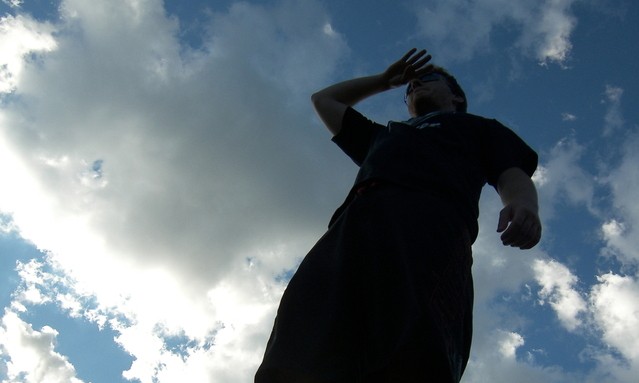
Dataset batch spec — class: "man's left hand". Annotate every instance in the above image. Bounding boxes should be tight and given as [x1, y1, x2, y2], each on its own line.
[496, 203, 542, 250]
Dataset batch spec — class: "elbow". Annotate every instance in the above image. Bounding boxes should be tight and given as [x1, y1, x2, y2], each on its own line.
[310, 91, 323, 108]
[310, 91, 330, 115]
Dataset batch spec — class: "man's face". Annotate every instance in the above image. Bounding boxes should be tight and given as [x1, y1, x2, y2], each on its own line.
[405, 73, 462, 116]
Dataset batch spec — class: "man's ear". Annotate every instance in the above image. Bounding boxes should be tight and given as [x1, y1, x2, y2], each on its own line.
[452, 95, 465, 108]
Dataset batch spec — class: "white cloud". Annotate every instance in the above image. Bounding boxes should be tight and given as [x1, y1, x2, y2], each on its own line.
[602, 85, 624, 136]
[600, 128, 639, 265]
[206, 0, 347, 98]
[589, 272, 639, 381]
[532, 164, 549, 187]
[0, 14, 57, 93]
[604, 85, 623, 102]
[462, 327, 576, 383]
[535, 137, 596, 220]
[412, 0, 578, 64]
[562, 112, 577, 121]
[499, 331, 525, 359]
[602, 219, 624, 238]
[0, 0, 348, 381]
[533, 258, 587, 331]
[0, 310, 84, 383]
[590, 273, 639, 360]
[1, 1, 23, 8]
[12, 259, 55, 307]
[523, 0, 576, 65]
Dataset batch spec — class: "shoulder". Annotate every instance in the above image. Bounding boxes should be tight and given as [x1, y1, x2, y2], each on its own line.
[334, 107, 385, 143]
[342, 107, 386, 129]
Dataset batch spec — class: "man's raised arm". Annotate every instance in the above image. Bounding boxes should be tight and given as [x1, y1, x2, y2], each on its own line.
[311, 48, 432, 135]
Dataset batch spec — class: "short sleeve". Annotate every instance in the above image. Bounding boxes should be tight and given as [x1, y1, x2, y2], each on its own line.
[331, 107, 385, 166]
[483, 119, 538, 187]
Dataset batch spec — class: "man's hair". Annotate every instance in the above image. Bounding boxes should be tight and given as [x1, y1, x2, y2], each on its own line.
[427, 65, 468, 112]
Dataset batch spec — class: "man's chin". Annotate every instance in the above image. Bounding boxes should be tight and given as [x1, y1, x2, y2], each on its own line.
[411, 99, 440, 116]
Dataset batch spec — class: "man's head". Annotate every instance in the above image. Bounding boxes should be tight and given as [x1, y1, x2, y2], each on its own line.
[405, 66, 467, 117]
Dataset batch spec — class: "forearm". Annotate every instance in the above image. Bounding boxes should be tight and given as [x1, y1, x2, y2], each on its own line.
[311, 73, 389, 107]
[311, 74, 389, 135]
[497, 167, 539, 211]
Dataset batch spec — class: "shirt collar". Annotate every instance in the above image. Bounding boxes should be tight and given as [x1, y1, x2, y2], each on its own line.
[400, 111, 454, 127]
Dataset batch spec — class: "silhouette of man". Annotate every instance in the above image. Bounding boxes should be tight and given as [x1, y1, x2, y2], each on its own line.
[255, 48, 541, 383]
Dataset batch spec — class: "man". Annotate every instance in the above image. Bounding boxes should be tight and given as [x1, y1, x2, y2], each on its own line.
[255, 48, 541, 383]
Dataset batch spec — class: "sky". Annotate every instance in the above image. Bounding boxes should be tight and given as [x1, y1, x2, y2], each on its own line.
[0, 0, 637, 382]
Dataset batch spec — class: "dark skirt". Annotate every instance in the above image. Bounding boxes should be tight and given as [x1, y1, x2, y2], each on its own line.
[255, 184, 474, 383]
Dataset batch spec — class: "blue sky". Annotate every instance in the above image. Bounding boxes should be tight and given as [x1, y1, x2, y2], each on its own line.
[0, 0, 638, 382]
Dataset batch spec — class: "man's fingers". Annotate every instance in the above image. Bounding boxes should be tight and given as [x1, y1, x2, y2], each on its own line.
[501, 217, 542, 249]
[412, 55, 432, 70]
[405, 49, 428, 65]
[497, 204, 541, 249]
[522, 224, 542, 249]
[514, 226, 541, 249]
[400, 48, 418, 62]
[519, 229, 540, 249]
[500, 214, 527, 244]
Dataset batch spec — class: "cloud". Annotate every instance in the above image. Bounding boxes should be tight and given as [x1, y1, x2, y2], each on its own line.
[1, 1, 23, 8]
[535, 138, 596, 220]
[0, 14, 57, 93]
[520, 0, 576, 65]
[0, 310, 83, 383]
[588, 272, 639, 382]
[462, 327, 578, 383]
[0, 0, 348, 381]
[2, 0, 347, 293]
[600, 127, 639, 265]
[533, 258, 587, 331]
[498, 330, 525, 359]
[411, 0, 578, 64]
[590, 273, 639, 360]
[602, 85, 624, 136]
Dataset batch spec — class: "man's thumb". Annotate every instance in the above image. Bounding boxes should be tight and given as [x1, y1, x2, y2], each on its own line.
[497, 205, 512, 233]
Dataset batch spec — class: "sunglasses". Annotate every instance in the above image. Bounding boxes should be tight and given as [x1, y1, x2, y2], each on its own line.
[405, 72, 446, 97]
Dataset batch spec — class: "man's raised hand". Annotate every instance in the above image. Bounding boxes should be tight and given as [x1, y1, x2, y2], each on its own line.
[383, 48, 433, 89]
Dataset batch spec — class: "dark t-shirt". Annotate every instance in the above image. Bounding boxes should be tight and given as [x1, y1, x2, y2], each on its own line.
[331, 107, 538, 240]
